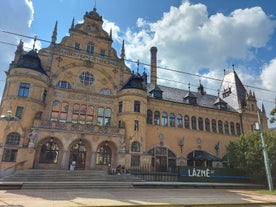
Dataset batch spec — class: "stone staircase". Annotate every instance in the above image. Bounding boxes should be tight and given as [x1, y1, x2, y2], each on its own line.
[0, 169, 143, 189]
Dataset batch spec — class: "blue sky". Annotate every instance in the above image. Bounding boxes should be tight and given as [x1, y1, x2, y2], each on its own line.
[0, 0, 276, 127]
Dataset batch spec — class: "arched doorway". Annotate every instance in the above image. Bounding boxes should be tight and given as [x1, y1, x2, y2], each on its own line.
[96, 142, 112, 167]
[69, 139, 87, 170]
[148, 146, 176, 172]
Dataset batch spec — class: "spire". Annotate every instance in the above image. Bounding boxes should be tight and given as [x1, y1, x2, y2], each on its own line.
[51, 21, 58, 43]
[262, 103, 266, 113]
[32, 34, 38, 50]
[120, 40, 125, 60]
[71, 18, 75, 30]
[110, 29, 112, 40]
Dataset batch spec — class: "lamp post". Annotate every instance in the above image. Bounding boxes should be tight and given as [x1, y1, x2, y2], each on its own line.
[257, 110, 273, 191]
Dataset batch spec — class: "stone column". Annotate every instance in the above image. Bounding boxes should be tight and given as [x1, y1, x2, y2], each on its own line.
[61, 150, 68, 169]
[90, 151, 96, 169]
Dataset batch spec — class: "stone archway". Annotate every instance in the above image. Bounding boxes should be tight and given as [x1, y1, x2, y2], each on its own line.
[69, 139, 87, 170]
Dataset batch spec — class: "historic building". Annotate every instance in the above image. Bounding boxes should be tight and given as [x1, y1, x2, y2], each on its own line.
[0, 7, 267, 172]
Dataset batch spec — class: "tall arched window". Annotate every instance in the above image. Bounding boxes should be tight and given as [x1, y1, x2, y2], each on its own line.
[39, 139, 59, 164]
[51, 100, 68, 122]
[169, 113, 175, 127]
[5, 132, 20, 145]
[236, 123, 241, 136]
[161, 112, 168, 126]
[191, 116, 197, 130]
[212, 119, 217, 133]
[218, 120, 223, 134]
[97, 107, 112, 126]
[198, 117, 203, 131]
[224, 121, 229, 134]
[154, 111, 160, 125]
[147, 110, 153, 124]
[184, 115, 190, 129]
[205, 118, 210, 132]
[177, 114, 183, 128]
[230, 122, 235, 135]
[96, 145, 111, 165]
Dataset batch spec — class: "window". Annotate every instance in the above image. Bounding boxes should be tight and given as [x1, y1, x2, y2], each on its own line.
[96, 145, 111, 165]
[148, 147, 176, 172]
[176, 114, 183, 128]
[161, 112, 168, 126]
[51, 100, 69, 122]
[134, 101, 140, 112]
[184, 115, 190, 129]
[198, 117, 203, 131]
[86, 43, 94, 54]
[212, 119, 217, 133]
[97, 107, 111, 126]
[169, 113, 175, 127]
[100, 49, 105, 56]
[42, 89, 47, 103]
[218, 120, 223, 134]
[224, 121, 229, 134]
[147, 110, 152, 124]
[39, 139, 59, 164]
[72, 104, 94, 124]
[118, 120, 125, 128]
[205, 118, 210, 132]
[191, 116, 197, 130]
[100, 88, 112, 96]
[154, 111, 160, 125]
[131, 141, 140, 152]
[2, 149, 18, 162]
[75, 43, 80, 50]
[6, 133, 20, 145]
[230, 122, 235, 135]
[18, 82, 30, 97]
[56, 81, 72, 89]
[118, 101, 123, 113]
[236, 123, 241, 136]
[134, 120, 139, 131]
[79, 71, 95, 86]
[15, 106, 24, 119]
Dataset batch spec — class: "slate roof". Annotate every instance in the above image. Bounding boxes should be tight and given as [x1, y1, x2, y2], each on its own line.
[147, 84, 237, 112]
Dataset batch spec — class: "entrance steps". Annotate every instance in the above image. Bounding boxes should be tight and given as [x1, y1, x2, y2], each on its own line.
[0, 169, 142, 189]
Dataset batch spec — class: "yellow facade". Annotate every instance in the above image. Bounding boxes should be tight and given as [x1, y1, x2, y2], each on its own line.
[0, 8, 267, 173]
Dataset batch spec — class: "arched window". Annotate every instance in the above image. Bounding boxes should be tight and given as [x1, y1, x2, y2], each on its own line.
[56, 80, 72, 89]
[51, 100, 68, 122]
[236, 123, 241, 136]
[147, 110, 153, 124]
[154, 111, 160, 125]
[39, 139, 59, 164]
[131, 141, 140, 152]
[176, 114, 183, 128]
[187, 150, 218, 167]
[96, 145, 111, 165]
[218, 120, 223, 134]
[161, 112, 168, 126]
[97, 107, 112, 126]
[230, 122, 235, 135]
[212, 119, 217, 133]
[198, 117, 203, 131]
[6, 132, 20, 145]
[205, 118, 210, 132]
[169, 113, 175, 127]
[191, 116, 197, 130]
[224, 121, 229, 134]
[184, 115, 190, 129]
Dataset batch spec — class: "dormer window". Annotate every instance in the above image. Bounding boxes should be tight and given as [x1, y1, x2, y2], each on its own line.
[223, 87, 231, 98]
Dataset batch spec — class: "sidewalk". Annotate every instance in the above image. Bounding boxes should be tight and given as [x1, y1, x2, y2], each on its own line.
[0, 188, 275, 207]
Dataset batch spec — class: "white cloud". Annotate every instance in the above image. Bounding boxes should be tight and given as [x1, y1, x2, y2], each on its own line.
[103, 19, 121, 42]
[261, 58, 276, 90]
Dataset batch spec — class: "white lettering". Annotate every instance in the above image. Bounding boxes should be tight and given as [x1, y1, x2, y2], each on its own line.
[187, 168, 212, 177]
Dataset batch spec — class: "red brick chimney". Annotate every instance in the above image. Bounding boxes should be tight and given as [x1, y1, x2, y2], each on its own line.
[150, 46, 157, 85]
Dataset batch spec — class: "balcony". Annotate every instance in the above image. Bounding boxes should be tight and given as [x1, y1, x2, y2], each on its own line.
[33, 120, 125, 136]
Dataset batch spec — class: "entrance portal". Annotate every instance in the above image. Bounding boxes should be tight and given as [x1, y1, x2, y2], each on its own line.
[69, 140, 87, 170]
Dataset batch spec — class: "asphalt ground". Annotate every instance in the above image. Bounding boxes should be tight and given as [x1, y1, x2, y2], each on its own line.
[0, 188, 275, 207]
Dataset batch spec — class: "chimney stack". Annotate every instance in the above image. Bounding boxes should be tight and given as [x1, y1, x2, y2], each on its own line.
[150, 46, 157, 85]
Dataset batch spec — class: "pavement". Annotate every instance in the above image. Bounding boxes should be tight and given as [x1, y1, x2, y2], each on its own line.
[0, 187, 276, 207]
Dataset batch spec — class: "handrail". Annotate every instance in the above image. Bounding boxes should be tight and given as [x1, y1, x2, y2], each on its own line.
[3, 160, 27, 171]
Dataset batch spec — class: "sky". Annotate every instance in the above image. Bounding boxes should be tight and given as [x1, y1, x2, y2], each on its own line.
[0, 0, 276, 127]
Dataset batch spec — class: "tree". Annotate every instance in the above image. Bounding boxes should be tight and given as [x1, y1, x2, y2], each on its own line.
[226, 131, 276, 184]
[270, 105, 276, 124]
